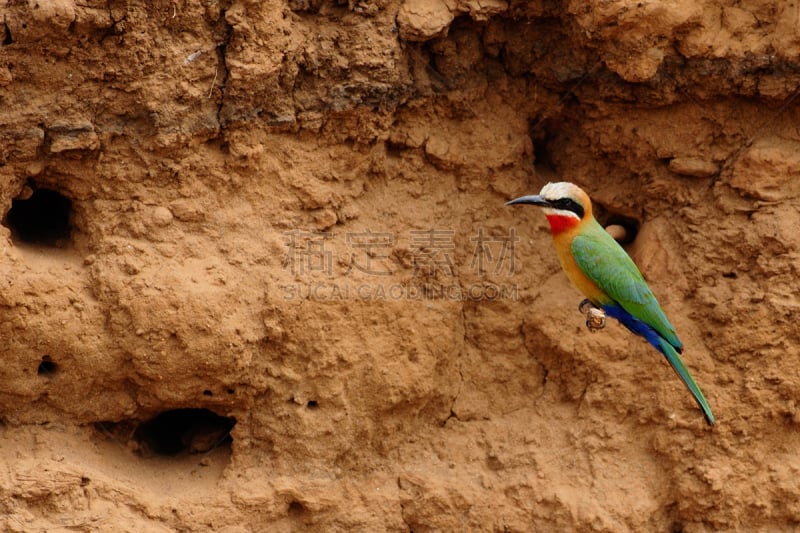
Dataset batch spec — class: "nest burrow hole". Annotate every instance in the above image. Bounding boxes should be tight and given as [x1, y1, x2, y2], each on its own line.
[3, 185, 73, 246]
[37, 355, 58, 376]
[133, 408, 236, 456]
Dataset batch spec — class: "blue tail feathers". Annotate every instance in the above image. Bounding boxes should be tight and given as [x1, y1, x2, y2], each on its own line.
[603, 304, 675, 353]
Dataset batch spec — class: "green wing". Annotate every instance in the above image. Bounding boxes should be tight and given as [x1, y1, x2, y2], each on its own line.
[571, 221, 683, 351]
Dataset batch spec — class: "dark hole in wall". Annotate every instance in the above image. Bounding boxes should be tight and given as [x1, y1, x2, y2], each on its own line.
[37, 355, 58, 376]
[288, 500, 306, 516]
[133, 408, 236, 456]
[4, 187, 72, 245]
[530, 117, 559, 174]
[532, 132, 555, 172]
[2, 23, 12, 46]
[603, 214, 639, 244]
[593, 203, 640, 245]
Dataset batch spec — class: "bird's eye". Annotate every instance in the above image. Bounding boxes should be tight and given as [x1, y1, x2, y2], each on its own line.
[553, 198, 584, 218]
[555, 199, 572, 209]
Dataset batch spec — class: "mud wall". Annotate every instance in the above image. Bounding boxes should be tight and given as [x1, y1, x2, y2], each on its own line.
[2, 0, 800, 530]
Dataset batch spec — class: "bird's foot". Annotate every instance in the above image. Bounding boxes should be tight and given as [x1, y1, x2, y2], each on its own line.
[578, 299, 606, 333]
[585, 308, 606, 332]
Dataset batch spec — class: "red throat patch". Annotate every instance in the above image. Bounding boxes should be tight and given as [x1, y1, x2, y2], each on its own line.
[545, 213, 579, 234]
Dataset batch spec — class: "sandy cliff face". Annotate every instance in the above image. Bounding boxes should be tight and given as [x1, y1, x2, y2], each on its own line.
[2, 0, 800, 530]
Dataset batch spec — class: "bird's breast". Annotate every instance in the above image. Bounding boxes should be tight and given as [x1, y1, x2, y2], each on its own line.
[550, 230, 609, 304]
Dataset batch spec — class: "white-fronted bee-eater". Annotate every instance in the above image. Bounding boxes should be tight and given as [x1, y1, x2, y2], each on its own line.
[507, 182, 715, 425]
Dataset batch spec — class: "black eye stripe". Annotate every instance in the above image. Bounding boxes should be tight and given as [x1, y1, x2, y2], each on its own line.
[551, 198, 585, 218]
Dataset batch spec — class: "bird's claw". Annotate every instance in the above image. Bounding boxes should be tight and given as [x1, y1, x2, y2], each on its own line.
[578, 299, 606, 333]
[585, 308, 606, 332]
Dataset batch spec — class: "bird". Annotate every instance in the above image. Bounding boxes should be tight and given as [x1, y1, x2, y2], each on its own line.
[506, 182, 715, 425]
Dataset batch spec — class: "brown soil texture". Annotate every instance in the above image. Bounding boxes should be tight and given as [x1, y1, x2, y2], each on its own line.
[2, 1, 800, 531]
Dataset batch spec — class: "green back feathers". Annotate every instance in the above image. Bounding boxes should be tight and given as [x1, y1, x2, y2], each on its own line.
[570, 219, 683, 352]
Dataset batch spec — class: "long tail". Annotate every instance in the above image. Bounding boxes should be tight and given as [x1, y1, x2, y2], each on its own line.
[603, 304, 715, 425]
[657, 338, 715, 426]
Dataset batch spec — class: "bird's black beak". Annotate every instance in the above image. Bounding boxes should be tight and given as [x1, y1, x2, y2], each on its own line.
[505, 195, 551, 208]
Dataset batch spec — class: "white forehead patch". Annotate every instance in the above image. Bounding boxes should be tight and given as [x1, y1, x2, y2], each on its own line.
[539, 181, 581, 202]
